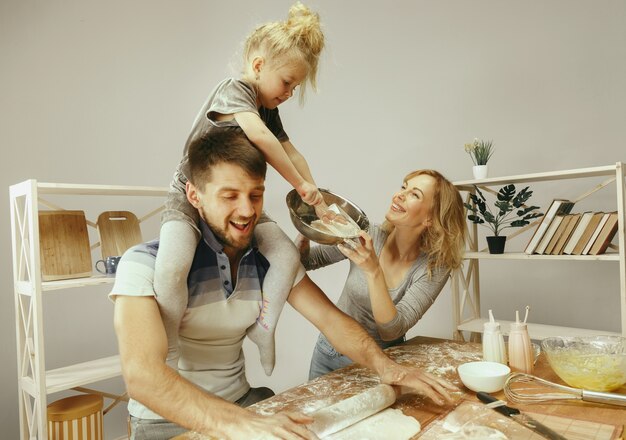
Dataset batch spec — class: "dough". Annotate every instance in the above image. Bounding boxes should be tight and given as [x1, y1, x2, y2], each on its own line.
[309, 384, 396, 437]
[324, 408, 421, 440]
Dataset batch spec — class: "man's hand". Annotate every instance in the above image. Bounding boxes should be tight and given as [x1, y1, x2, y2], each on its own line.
[223, 411, 319, 440]
[379, 361, 458, 406]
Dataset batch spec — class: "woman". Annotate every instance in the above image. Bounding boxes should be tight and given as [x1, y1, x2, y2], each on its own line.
[297, 169, 467, 379]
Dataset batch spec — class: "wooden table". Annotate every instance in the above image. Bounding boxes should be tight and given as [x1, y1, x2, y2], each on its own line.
[178, 336, 626, 439]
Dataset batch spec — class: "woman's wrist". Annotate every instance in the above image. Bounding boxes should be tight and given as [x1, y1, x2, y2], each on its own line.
[364, 264, 383, 280]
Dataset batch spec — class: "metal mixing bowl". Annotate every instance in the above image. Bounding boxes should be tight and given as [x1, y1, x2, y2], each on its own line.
[286, 188, 370, 245]
[541, 335, 626, 391]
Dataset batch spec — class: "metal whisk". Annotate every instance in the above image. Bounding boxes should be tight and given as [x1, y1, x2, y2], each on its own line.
[504, 372, 626, 407]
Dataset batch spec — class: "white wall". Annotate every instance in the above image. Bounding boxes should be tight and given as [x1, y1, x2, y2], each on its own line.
[1, 0, 625, 438]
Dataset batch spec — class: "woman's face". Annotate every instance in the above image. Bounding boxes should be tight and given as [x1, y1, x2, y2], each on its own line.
[385, 174, 437, 229]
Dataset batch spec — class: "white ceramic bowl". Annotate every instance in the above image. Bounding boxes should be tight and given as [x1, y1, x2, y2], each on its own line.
[457, 361, 511, 393]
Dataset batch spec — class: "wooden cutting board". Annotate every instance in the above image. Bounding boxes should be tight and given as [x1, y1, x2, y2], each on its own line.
[96, 211, 142, 258]
[39, 210, 92, 281]
[418, 401, 622, 439]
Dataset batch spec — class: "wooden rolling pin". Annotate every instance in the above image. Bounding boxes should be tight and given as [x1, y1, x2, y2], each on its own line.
[172, 384, 398, 440]
[309, 384, 398, 438]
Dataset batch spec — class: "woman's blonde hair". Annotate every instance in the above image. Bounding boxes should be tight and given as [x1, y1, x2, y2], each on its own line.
[243, 2, 324, 103]
[383, 169, 467, 276]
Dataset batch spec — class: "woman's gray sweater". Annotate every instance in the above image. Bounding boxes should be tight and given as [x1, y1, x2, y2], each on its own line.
[304, 223, 450, 346]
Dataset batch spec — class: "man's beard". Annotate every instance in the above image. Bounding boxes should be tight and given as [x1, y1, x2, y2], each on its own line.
[200, 207, 255, 250]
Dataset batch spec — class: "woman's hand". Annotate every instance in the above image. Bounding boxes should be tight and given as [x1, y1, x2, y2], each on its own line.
[337, 231, 380, 276]
[379, 361, 458, 406]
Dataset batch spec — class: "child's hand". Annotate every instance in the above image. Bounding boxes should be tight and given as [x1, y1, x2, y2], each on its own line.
[314, 202, 348, 224]
[298, 183, 324, 207]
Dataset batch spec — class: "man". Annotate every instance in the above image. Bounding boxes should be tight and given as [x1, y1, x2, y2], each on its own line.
[112, 127, 456, 439]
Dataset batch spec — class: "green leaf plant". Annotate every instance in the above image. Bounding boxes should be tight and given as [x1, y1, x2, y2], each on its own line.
[464, 184, 544, 237]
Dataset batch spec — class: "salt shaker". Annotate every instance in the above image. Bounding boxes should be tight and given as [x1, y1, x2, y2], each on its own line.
[482, 309, 507, 364]
[508, 306, 533, 374]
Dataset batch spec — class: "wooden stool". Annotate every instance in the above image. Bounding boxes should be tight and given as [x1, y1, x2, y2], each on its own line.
[47, 394, 103, 440]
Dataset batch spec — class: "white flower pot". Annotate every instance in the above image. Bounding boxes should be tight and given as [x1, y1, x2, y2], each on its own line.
[473, 165, 488, 180]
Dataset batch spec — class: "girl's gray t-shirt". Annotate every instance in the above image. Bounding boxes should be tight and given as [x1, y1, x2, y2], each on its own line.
[174, 78, 289, 185]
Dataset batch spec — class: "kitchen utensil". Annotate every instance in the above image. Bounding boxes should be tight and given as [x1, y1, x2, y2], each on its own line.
[96, 211, 142, 258]
[476, 392, 569, 440]
[541, 335, 626, 391]
[38, 210, 92, 281]
[504, 372, 626, 407]
[286, 189, 369, 245]
[457, 361, 510, 393]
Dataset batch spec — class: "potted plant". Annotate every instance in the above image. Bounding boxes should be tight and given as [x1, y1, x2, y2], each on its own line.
[464, 184, 543, 254]
[465, 138, 494, 179]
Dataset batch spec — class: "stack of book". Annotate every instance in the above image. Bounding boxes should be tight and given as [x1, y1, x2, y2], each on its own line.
[524, 199, 619, 255]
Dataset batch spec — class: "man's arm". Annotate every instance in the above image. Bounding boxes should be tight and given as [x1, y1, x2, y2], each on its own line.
[114, 295, 317, 439]
[287, 276, 457, 405]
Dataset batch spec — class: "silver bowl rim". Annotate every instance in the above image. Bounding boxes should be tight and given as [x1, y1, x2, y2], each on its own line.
[286, 188, 369, 241]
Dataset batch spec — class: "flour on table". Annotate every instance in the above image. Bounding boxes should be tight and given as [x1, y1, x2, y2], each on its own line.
[439, 426, 508, 439]
[323, 408, 421, 440]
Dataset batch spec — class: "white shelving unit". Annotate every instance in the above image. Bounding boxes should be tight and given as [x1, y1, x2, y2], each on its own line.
[10, 179, 168, 440]
[450, 163, 626, 341]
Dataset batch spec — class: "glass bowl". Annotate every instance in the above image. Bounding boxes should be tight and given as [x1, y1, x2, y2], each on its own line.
[286, 188, 369, 245]
[541, 335, 626, 392]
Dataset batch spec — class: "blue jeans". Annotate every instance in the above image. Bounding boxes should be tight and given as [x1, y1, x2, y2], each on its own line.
[308, 334, 406, 380]
[129, 386, 274, 440]
[309, 335, 354, 380]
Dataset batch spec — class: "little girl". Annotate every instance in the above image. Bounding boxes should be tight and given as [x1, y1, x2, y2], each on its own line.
[155, 2, 330, 371]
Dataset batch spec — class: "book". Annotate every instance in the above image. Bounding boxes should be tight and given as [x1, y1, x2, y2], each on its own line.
[563, 211, 594, 255]
[524, 199, 575, 254]
[552, 213, 581, 255]
[582, 213, 611, 255]
[544, 214, 572, 255]
[535, 215, 565, 255]
[588, 212, 619, 255]
[571, 212, 605, 255]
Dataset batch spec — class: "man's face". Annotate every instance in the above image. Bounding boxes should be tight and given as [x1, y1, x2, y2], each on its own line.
[188, 162, 265, 252]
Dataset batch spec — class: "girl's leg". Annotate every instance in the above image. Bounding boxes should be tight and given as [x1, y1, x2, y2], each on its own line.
[247, 219, 305, 375]
[154, 220, 200, 367]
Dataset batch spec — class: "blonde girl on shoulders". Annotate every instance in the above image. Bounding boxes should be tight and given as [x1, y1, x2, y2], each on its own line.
[156, 3, 334, 372]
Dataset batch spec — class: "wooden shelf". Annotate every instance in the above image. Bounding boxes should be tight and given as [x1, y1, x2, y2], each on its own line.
[463, 251, 620, 261]
[458, 319, 621, 340]
[9, 179, 169, 439]
[16, 276, 115, 295]
[37, 182, 168, 197]
[450, 162, 625, 342]
[19, 356, 122, 396]
[454, 164, 618, 190]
